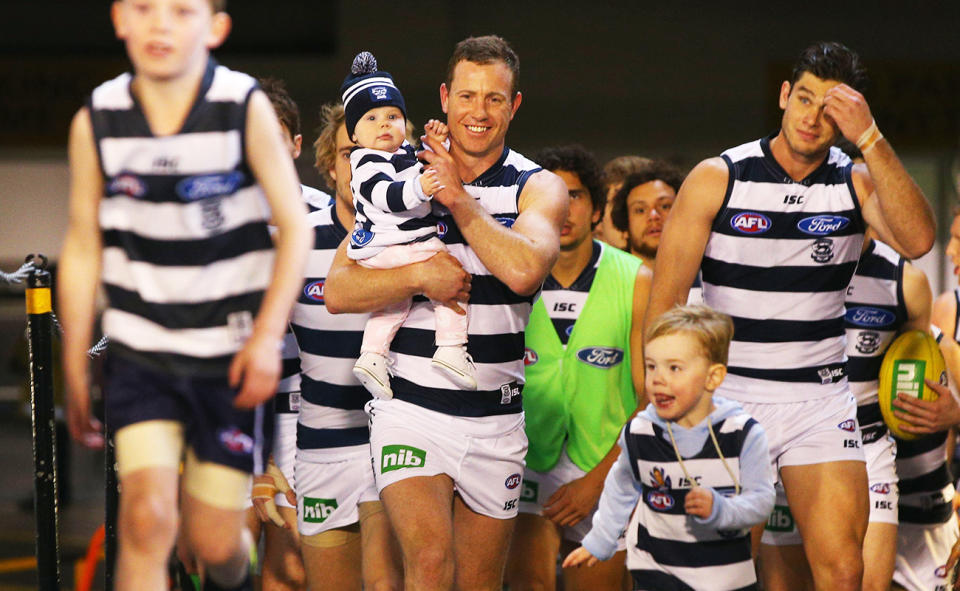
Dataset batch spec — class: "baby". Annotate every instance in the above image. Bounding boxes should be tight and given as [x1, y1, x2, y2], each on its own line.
[340, 51, 475, 400]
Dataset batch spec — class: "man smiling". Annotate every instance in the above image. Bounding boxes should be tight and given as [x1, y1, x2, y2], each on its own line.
[325, 36, 568, 591]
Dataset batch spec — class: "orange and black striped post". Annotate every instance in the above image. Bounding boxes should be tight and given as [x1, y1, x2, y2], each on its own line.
[25, 254, 61, 590]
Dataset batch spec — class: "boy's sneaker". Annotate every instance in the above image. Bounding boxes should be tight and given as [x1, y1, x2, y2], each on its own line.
[353, 352, 394, 399]
[431, 345, 477, 390]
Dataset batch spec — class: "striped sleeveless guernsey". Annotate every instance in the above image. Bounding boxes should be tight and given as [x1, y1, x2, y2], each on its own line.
[895, 317, 954, 525]
[389, 147, 542, 417]
[290, 207, 372, 459]
[538, 240, 602, 344]
[623, 414, 759, 590]
[844, 240, 906, 444]
[90, 59, 273, 376]
[704, 136, 865, 402]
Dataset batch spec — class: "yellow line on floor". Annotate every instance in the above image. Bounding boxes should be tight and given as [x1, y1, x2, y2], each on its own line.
[0, 555, 36, 574]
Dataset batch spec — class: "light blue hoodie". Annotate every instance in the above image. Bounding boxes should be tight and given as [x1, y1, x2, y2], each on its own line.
[581, 396, 775, 561]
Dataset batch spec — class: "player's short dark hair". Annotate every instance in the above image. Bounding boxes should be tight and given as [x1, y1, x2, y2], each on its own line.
[533, 145, 605, 220]
[611, 161, 685, 232]
[259, 77, 300, 139]
[790, 41, 867, 93]
[446, 35, 520, 97]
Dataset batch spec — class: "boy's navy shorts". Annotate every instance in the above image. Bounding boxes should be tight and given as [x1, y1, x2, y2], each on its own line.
[103, 354, 274, 474]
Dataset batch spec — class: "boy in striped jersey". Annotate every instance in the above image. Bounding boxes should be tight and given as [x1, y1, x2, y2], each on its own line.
[339, 51, 477, 400]
[564, 305, 774, 590]
[647, 41, 935, 591]
[59, 1, 311, 590]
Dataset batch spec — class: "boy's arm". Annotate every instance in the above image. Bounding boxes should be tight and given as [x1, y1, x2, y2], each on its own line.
[231, 89, 311, 408]
[580, 430, 643, 561]
[420, 136, 568, 296]
[695, 423, 775, 530]
[59, 108, 105, 447]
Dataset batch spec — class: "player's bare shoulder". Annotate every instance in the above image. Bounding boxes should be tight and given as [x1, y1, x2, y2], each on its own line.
[674, 156, 728, 215]
[518, 167, 568, 216]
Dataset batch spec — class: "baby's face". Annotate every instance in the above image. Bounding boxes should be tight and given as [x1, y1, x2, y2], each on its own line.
[353, 106, 406, 152]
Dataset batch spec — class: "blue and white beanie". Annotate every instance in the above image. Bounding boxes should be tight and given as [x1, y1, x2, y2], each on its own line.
[340, 51, 407, 138]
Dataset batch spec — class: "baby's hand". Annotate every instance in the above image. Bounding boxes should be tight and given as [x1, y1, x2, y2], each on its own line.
[419, 168, 443, 197]
[562, 546, 599, 569]
[684, 486, 713, 519]
[424, 119, 449, 143]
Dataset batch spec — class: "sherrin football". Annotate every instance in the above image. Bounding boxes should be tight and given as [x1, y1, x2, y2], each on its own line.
[877, 330, 947, 440]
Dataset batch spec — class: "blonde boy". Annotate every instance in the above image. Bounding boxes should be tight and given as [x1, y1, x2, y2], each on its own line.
[59, 1, 310, 590]
[564, 305, 774, 590]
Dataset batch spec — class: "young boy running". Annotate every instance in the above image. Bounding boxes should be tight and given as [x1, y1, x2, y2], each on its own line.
[564, 305, 775, 590]
[59, 1, 310, 589]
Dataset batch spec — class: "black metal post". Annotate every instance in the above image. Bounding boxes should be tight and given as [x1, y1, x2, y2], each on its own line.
[104, 428, 117, 591]
[25, 254, 60, 590]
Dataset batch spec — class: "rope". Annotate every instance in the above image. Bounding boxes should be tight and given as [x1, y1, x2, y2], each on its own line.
[4, 261, 109, 358]
[665, 420, 741, 495]
[0, 261, 35, 284]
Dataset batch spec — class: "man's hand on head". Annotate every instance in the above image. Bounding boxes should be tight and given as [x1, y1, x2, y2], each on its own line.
[822, 83, 875, 145]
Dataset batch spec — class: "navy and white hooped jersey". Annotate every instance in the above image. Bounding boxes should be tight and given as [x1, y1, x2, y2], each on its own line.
[623, 414, 758, 589]
[90, 58, 273, 376]
[348, 141, 437, 260]
[390, 147, 542, 417]
[290, 207, 372, 460]
[302, 184, 334, 213]
[704, 135, 865, 402]
[844, 240, 907, 444]
[540, 241, 601, 345]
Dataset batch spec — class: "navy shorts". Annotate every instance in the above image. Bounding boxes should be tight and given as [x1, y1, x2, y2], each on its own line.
[104, 354, 274, 474]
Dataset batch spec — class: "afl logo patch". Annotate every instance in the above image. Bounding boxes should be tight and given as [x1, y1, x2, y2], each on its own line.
[797, 215, 850, 236]
[218, 428, 253, 455]
[108, 174, 146, 198]
[437, 221, 448, 238]
[934, 565, 947, 578]
[869, 483, 891, 494]
[845, 306, 895, 328]
[576, 347, 624, 368]
[647, 491, 674, 511]
[495, 216, 516, 228]
[176, 171, 244, 201]
[837, 419, 856, 432]
[351, 229, 374, 247]
[523, 347, 539, 366]
[505, 473, 521, 489]
[731, 212, 771, 234]
[304, 280, 325, 302]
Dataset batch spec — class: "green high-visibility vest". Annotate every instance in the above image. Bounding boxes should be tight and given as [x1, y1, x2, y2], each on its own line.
[523, 242, 640, 473]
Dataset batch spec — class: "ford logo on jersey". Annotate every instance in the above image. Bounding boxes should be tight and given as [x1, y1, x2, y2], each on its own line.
[523, 347, 539, 366]
[797, 215, 850, 236]
[576, 347, 624, 368]
[495, 216, 516, 228]
[647, 491, 674, 511]
[176, 171, 244, 201]
[845, 306, 895, 328]
[304, 280, 325, 302]
[351, 229, 374, 247]
[730, 212, 771, 234]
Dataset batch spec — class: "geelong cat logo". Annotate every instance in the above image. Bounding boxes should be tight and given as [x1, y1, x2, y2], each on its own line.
[576, 347, 624, 368]
[731, 212, 771, 234]
[351, 229, 374, 247]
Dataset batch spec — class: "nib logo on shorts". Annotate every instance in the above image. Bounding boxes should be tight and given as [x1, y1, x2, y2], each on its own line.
[765, 505, 795, 532]
[302, 497, 338, 523]
[381, 444, 426, 473]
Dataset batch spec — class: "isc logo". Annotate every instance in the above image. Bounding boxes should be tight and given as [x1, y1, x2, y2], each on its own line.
[730, 212, 771, 234]
[895, 360, 925, 397]
[381, 444, 426, 473]
[302, 497, 338, 523]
